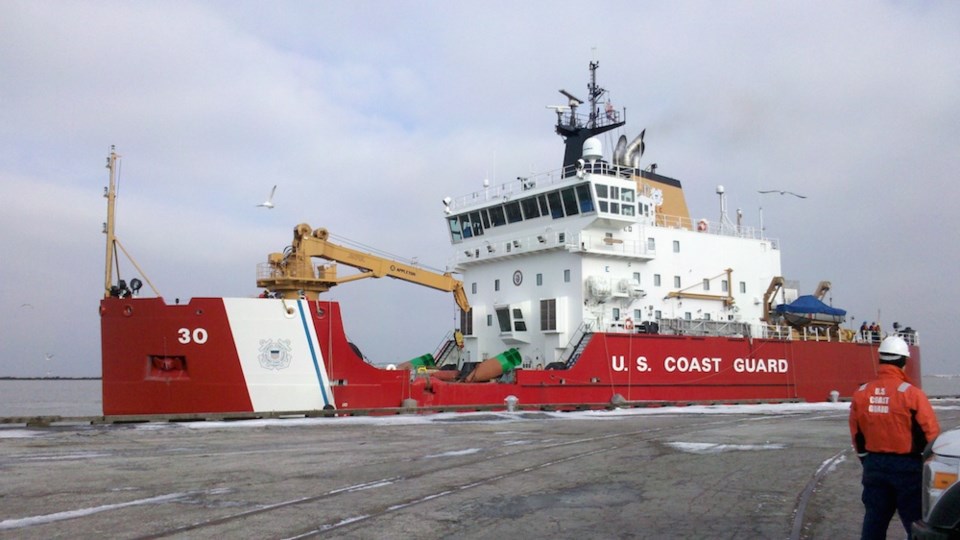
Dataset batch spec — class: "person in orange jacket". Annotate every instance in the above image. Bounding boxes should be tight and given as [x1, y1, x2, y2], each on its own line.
[849, 335, 940, 540]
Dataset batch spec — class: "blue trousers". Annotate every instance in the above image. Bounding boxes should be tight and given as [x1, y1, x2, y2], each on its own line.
[860, 453, 923, 540]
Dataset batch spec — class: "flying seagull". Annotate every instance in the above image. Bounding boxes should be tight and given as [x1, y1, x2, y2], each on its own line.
[758, 190, 807, 199]
[257, 185, 277, 208]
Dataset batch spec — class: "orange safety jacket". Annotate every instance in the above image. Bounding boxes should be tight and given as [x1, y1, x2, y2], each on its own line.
[849, 364, 940, 456]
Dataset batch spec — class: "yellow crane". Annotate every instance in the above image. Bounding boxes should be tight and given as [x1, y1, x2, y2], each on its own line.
[257, 224, 470, 313]
[664, 268, 735, 307]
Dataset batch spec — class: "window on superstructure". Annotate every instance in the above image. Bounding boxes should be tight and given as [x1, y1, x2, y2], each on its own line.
[722, 280, 729, 293]
[512, 308, 527, 332]
[495, 308, 511, 332]
[563, 269, 571, 283]
[547, 191, 564, 219]
[469, 211, 483, 237]
[655, 310, 662, 319]
[487, 314, 493, 327]
[610, 186, 620, 199]
[703, 313, 711, 321]
[537, 194, 549, 215]
[521, 196, 541, 219]
[633, 272, 641, 284]
[460, 308, 473, 336]
[654, 274, 661, 286]
[540, 299, 557, 331]
[633, 309, 642, 320]
[739, 281, 746, 294]
[685, 312, 692, 320]
[674, 276, 681, 288]
[703, 279, 710, 291]
[480, 209, 491, 229]
[622, 204, 635, 216]
[647, 238, 655, 251]
[612, 307, 621, 321]
[489, 206, 507, 227]
[673, 240, 680, 253]
[596, 184, 608, 198]
[599, 200, 609, 212]
[610, 202, 620, 213]
[561, 187, 580, 216]
[621, 188, 635, 202]
[576, 184, 594, 213]
[460, 215, 473, 239]
[471, 282, 477, 294]
[536, 273, 543, 286]
[505, 201, 523, 224]
[448, 218, 462, 242]
[494, 279, 500, 292]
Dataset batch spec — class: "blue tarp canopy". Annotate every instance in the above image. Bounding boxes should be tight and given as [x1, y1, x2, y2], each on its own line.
[775, 295, 847, 316]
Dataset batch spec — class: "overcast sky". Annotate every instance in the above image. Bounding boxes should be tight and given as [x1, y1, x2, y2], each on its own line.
[1, 1, 958, 377]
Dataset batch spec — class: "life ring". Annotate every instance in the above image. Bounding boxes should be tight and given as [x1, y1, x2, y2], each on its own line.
[697, 219, 707, 232]
[624, 318, 635, 330]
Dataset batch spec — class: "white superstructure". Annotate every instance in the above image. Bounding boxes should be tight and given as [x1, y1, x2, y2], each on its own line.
[445, 138, 784, 369]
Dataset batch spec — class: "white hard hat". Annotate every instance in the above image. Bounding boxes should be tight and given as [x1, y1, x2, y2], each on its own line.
[879, 335, 910, 361]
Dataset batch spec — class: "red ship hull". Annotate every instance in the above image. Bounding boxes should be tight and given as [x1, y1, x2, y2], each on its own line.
[100, 297, 920, 416]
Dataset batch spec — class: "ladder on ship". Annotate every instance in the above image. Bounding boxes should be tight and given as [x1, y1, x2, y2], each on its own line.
[560, 322, 594, 368]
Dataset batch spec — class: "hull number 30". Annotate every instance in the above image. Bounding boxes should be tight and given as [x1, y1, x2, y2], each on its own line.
[178, 328, 209, 344]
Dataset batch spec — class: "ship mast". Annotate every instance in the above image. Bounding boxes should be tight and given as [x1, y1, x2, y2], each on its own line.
[555, 61, 626, 171]
[103, 146, 119, 298]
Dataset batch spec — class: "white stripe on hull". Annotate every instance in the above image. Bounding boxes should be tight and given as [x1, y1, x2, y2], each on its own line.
[223, 298, 334, 411]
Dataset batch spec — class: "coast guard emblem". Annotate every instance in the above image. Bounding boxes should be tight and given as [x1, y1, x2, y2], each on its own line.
[258, 339, 293, 370]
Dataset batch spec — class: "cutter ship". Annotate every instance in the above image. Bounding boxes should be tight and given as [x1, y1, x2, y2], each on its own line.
[99, 63, 921, 415]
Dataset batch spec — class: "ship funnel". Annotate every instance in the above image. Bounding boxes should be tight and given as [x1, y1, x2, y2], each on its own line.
[582, 137, 602, 163]
[624, 130, 646, 169]
[613, 135, 628, 166]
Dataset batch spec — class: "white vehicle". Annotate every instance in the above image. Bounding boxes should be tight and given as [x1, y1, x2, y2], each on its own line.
[913, 428, 960, 539]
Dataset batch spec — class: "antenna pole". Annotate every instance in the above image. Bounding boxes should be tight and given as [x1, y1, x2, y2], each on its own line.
[103, 146, 119, 298]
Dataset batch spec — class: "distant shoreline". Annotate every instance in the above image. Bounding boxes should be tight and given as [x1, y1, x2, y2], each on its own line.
[0, 376, 101, 380]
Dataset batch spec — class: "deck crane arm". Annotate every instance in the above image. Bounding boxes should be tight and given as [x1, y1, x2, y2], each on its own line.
[256, 224, 470, 313]
[664, 268, 735, 307]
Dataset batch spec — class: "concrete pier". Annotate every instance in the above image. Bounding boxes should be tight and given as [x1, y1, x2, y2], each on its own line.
[2, 401, 957, 539]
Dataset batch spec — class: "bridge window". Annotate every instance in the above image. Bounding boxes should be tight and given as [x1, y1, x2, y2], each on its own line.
[469, 211, 483, 237]
[505, 201, 523, 224]
[448, 217, 462, 242]
[561, 187, 580, 216]
[489, 206, 506, 227]
[576, 184, 594, 213]
[547, 191, 564, 219]
[521, 196, 541, 219]
[461, 215, 473, 239]
[538, 194, 549, 215]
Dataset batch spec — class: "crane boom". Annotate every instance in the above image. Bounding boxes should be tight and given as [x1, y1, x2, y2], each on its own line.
[256, 224, 470, 312]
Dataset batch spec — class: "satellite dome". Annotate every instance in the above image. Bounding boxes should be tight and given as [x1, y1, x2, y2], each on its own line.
[582, 137, 602, 161]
